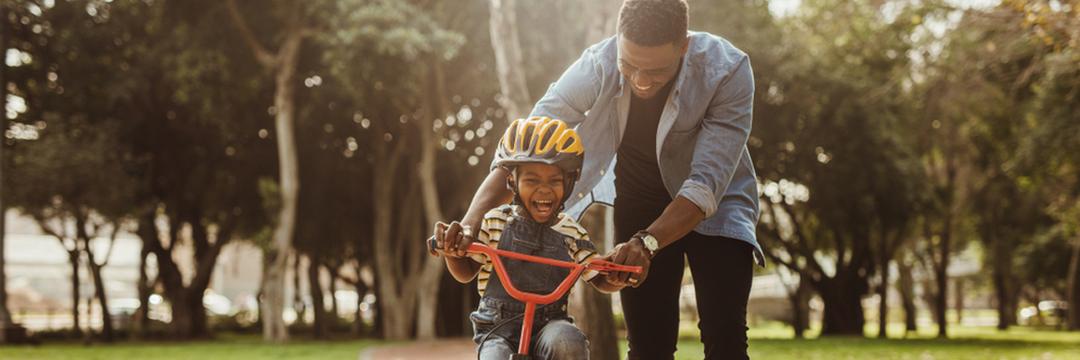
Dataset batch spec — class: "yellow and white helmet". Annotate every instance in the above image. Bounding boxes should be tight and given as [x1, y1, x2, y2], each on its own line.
[495, 117, 585, 202]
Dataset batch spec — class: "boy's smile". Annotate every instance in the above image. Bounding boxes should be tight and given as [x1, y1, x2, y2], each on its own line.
[513, 163, 566, 223]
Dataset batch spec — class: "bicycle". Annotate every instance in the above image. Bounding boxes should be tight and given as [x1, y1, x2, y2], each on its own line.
[427, 237, 641, 360]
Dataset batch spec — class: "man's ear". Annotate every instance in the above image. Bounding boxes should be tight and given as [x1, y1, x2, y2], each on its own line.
[679, 34, 690, 56]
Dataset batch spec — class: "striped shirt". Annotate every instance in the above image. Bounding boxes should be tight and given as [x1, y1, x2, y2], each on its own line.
[469, 205, 600, 297]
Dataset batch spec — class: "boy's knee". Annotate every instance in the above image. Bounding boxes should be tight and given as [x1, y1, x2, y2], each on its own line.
[551, 333, 588, 358]
[539, 322, 589, 359]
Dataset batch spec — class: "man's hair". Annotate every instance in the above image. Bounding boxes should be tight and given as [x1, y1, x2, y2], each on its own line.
[617, 0, 689, 47]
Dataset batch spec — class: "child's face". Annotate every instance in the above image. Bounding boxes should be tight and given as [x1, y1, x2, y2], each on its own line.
[512, 163, 566, 223]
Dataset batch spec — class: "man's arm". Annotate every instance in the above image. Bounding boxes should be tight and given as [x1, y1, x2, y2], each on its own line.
[460, 167, 513, 232]
[652, 55, 755, 247]
[529, 44, 604, 124]
[646, 195, 706, 248]
[442, 42, 607, 282]
[612, 55, 756, 286]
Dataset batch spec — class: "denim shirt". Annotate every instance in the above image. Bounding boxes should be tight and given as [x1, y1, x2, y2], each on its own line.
[516, 32, 763, 265]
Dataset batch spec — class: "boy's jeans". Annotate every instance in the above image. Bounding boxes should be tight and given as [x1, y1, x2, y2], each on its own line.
[478, 319, 589, 360]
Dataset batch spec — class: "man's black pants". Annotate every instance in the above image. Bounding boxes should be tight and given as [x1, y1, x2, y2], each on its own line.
[615, 204, 755, 360]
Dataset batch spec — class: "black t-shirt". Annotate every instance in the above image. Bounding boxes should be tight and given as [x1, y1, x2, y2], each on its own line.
[614, 76, 678, 212]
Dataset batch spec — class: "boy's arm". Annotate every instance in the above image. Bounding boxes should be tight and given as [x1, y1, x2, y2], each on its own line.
[442, 214, 500, 283]
[437, 167, 512, 260]
[444, 255, 482, 284]
[439, 222, 481, 283]
[560, 221, 625, 293]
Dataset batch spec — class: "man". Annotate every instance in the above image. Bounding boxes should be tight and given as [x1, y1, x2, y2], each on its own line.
[437, 0, 762, 358]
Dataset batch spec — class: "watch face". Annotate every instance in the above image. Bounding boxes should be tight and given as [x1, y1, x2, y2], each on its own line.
[643, 235, 659, 251]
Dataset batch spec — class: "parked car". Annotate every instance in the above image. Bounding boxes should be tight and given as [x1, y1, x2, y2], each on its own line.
[1019, 300, 1068, 327]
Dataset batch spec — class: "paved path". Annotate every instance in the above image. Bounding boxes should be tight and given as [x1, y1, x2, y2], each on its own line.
[360, 338, 477, 360]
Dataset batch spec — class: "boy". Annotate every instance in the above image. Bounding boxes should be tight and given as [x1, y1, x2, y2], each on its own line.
[433, 117, 623, 359]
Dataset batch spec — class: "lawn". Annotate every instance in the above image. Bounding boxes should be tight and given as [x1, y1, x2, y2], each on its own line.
[1, 326, 1077, 360]
[672, 324, 1080, 360]
[0, 335, 383, 360]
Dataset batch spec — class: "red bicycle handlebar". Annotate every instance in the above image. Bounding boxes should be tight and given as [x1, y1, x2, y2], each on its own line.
[428, 236, 642, 357]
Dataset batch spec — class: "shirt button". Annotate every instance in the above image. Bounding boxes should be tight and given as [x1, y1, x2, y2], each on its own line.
[577, 193, 584, 199]
[600, 170, 606, 176]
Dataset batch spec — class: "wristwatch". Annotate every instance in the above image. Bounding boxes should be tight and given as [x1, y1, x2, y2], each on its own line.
[634, 231, 660, 258]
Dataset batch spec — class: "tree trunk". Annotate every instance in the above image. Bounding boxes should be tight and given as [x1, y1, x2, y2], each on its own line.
[897, 258, 918, 336]
[935, 225, 950, 338]
[954, 277, 964, 326]
[292, 253, 306, 327]
[877, 254, 889, 338]
[934, 161, 957, 339]
[261, 247, 288, 340]
[186, 294, 207, 339]
[133, 245, 152, 339]
[570, 206, 619, 360]
[352, 273, 368, 336]
[169, 290, 193, 338]
[224, 0, 306, 342]
[327, 264, 339, 327]
[0, 3, 11, 342]
[76, 214, 115, 342]
[262, 29, 303, 342]
[413, 58, 452, 340]
[487, 0, 532, 121]
[817, 277, 866, 336]
[989, 230, 1015, 330]
[790, 278, 812, 339]
[1067, 234, 1080, 330]
[308, 256, 329, 338]
[371, 143, 419, 340]
[69, 250, 83, 336]
[933, 259, 950, 337]
[84, 242, 113, 342]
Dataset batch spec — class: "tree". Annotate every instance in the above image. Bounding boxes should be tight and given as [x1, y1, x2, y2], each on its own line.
[1004, 0, 1080, 330]
[487, 0, 531, 121]
[318, 0, 466, 340]
[753, 0, 929, 336]
[226, 0, 315, 342]
[9, 116, 135, 342]
[0, 1, 15, 343]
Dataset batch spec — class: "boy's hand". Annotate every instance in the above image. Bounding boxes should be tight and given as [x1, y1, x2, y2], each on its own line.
[433, 221, 474, 258]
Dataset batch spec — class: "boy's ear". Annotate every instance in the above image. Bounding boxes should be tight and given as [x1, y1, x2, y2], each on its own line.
[505, 173, 516, 192]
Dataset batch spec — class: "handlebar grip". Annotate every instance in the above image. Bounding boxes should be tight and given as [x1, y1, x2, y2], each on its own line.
[427, 236, 440, 256]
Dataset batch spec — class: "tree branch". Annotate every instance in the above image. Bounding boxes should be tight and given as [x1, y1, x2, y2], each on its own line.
[772, 202, 827, 277]
[225, 0, 278, 68]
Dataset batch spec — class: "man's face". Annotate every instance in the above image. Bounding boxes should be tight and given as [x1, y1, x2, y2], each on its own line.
[617, 35, 688, 99]
[512, 163, 566, 223]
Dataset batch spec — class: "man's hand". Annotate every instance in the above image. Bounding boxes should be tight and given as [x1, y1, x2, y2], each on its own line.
[602, 237, 652, 288]
[433, 221, 475, 258]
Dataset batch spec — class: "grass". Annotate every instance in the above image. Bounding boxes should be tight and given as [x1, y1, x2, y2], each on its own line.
[1, 325, 1078, 359]
[662, 323, 1080, 360]
[0, 334, 381, 360]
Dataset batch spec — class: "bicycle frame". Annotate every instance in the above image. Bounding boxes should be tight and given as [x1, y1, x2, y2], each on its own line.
[428, 237, 641, 358]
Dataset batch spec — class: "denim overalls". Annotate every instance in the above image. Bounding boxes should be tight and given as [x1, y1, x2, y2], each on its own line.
[470, 210, 576, 348]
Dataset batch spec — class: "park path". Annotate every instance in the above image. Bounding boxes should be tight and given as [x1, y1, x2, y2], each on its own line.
[360, 338, 477, 360]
